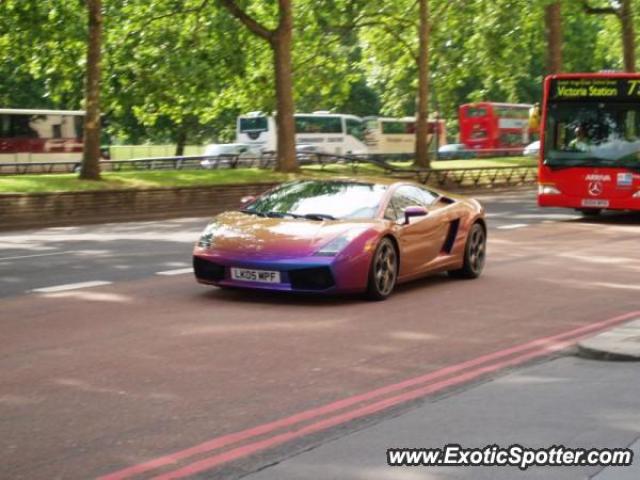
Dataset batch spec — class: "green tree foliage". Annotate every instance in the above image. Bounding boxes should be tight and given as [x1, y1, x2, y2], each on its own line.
[0, 1, 85, 108]
[1, 0, 638, 148]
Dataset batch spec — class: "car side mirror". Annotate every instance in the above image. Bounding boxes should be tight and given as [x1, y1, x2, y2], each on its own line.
[404, 205, 428, 224]
[240, 195, 256, 205]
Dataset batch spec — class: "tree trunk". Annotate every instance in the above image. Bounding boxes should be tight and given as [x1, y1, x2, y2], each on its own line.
[582, 0, 635, 72]
[272, 1, 298, 172]
[219, 0, 298, 172]
[414, 0, 430, 169]
[620, 0, 635, 72]
[545, 1, 562, 74]
[175, 127, 187, 156]
[80, 0, 102, 180]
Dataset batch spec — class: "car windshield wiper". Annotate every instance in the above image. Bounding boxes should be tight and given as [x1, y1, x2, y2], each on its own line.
[240, 209, 266, 217]
[301, 213, 336, 221]
[240, 210, 335, 221]
[240, 210, 302, 219]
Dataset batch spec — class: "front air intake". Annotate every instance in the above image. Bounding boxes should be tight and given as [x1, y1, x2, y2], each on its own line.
[193, 257, 225, 282]
[288, 267, 335, 290]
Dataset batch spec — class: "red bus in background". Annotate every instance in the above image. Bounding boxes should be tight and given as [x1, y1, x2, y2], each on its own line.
[458, 102, 533, 153]
[538, 73, 640, 215]
[0, 108, 84, 163]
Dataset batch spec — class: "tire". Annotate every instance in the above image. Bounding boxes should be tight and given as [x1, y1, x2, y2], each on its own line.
[577, 208, 602, 217]
[448, 222, 486, 279]
[366, 237, 398, 301]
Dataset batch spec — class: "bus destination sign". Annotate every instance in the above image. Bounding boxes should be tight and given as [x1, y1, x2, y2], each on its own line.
[550, 78, 640, 100]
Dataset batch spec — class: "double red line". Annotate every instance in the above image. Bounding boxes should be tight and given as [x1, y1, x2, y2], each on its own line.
[100, 311, 639, 480]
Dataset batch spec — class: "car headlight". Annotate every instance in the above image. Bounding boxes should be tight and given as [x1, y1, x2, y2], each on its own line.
[198, 222, 218, 248]
[538, 183, 561, 195]
[315, 229, 367, 257]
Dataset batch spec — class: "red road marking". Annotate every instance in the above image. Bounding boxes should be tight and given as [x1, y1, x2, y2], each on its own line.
[151, 333, 583, 479]
[100, 311, 639, 480]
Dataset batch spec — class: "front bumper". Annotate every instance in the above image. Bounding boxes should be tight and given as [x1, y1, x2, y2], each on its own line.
[538, 193, 640, 210]
[193, 250, 372, 294]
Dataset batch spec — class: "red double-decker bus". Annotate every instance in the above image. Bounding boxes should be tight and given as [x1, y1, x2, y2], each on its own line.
[0, 108, 84, 163]
[538, 73, 640, 215]
[459, 102, 533, 153]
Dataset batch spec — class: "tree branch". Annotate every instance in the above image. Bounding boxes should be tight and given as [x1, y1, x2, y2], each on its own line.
[219, 0, 273, 40]
[115, 0, 211, 47]
[581, 1, 618, 16]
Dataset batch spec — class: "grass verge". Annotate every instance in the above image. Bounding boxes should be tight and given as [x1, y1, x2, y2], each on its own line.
[0, 157, 536, 194]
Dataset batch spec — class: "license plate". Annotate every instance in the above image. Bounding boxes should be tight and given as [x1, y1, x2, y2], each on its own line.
[230, 268, 281, 283]
[581, 199, 609, 208]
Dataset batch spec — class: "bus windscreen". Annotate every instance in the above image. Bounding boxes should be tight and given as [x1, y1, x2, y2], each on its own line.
[544, 99, 640, 169]
[239, 117, 268, 133]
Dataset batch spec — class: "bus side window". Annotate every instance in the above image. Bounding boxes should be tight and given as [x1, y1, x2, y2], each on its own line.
[346, 119, 364, 141]
[11, 115, 38, 138]
[0, 115, 9, 136]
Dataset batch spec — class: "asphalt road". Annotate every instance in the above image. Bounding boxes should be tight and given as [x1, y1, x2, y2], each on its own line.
[1, 188, 639, 479]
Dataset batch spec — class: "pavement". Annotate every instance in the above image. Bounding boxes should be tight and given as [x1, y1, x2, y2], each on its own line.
[577, 319, 640, 361]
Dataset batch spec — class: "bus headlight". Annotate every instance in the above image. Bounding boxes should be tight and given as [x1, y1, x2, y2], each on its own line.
[633, 190, 640, 198]
[538, 184, 561, 195]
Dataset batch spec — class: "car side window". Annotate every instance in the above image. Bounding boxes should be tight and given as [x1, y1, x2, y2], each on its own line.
[418, 187, 439, 205]
[384, 199, 401, 221]
[384, 186, 432, 222]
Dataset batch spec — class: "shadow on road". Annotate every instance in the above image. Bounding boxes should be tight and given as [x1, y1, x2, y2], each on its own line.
[570, 211, 640, 226]
[195, 272, 455, 307]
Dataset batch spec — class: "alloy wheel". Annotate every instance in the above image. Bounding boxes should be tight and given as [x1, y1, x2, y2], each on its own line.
[373, 239, 398, 297]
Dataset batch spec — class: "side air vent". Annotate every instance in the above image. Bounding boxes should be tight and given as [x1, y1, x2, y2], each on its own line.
[441, 219, 461, 254]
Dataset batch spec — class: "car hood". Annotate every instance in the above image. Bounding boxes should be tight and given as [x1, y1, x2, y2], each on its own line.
[202, 211, 377, 258]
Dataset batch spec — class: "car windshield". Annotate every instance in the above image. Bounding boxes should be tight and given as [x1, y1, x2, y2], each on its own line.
[243, 181, 387, 220]
[544, 101, 640, 169]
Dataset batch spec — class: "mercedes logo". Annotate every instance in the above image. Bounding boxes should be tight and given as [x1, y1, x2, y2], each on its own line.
[588, 181, 603, 197]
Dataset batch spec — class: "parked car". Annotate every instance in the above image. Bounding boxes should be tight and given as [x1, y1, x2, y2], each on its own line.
[295, 144, 322, 165]
[523, 140, 540, 157]
[200, 143, 258, 169]
[437, 143, 476, 160]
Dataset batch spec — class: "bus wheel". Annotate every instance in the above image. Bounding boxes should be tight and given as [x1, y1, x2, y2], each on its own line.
[577, 208, 602, 217]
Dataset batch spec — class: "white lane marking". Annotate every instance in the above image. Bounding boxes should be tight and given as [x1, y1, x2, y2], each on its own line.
[0, 252, 66, 261]
[592, 282, 640, 291]
[496, 223, 529, 230]
[156, 268, 193, 276]
[32, 281, 112, 294]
